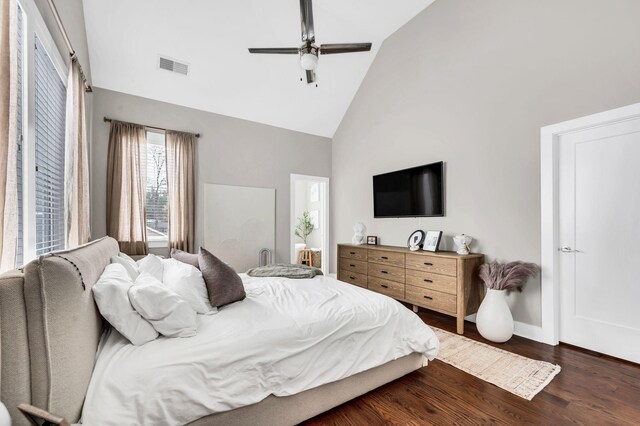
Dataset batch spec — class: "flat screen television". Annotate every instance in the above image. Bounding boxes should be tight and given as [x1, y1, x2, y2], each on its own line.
[373, 161, 444, 218]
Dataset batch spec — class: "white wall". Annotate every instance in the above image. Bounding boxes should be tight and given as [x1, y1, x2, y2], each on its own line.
[90, 88, 331, 262]
[331, 0, 640, 326]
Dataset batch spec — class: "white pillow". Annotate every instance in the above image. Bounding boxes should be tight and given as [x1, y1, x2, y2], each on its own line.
[137, 254, 164, 282]
[0, 401, 11, 426]
[92, 264, 158, 345]
[128, 273, 197, 338]
[111, 254, 139, 281]
[118, 252, 137, 263]
[162, 258, 216, 314]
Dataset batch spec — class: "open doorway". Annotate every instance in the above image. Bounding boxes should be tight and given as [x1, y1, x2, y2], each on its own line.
[290, 174, 329, 275]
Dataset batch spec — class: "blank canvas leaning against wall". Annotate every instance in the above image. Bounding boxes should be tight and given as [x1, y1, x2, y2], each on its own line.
[204, 183, 275, 273]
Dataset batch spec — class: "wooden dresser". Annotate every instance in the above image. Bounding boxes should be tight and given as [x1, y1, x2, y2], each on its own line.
[337, 244, 484, 334]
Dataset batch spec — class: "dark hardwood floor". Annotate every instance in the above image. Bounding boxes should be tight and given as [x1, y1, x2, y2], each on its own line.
[303, 308, 640, 425]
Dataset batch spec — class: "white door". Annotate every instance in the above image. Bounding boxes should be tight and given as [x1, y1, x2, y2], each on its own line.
[558, 116, 640, 363]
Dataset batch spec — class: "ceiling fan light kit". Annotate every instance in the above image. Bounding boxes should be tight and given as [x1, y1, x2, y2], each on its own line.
[248, 0, 372, 84]
[300, 52, 318, 71]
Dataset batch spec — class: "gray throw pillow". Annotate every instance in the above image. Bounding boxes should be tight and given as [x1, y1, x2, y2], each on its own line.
[171, 248, 200, 270]
[198, 247, 246, 307]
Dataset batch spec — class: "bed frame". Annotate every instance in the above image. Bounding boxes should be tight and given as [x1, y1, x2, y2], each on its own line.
[0, 237, 424, 425]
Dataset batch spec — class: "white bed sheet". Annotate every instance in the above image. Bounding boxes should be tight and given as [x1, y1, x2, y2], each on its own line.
[81, 274, 439, 425]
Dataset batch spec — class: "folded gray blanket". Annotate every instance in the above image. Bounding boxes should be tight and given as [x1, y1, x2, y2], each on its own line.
[246, 263, 323, 279]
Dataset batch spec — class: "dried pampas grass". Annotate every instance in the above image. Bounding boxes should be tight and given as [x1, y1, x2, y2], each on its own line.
[479, 261, 539, 291]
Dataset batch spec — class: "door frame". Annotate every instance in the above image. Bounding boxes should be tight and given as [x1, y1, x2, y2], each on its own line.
[540, 102, 640, 346]
[290, 174, 330, 275]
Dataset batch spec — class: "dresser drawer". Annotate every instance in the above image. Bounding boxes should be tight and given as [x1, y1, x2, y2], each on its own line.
[338, 270, 368, 288]
[339, 246, 368, 261]
[406, 254, 457, 277]
[368, 262, 405, 283]
[368, 277, 404, 299]
[340, 259, 367, 275]
[406, 285, 457, 314]
[406, 270, 457, 295]
[368, 250, 404, 267]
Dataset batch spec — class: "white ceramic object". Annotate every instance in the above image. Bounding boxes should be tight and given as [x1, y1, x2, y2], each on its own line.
[351, 222, 367, 245]
[453, 234, 472, 255]
[476, 289, 514, 343]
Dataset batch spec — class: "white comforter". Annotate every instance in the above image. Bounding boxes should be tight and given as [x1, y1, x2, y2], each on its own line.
[81, 274, 439, 425]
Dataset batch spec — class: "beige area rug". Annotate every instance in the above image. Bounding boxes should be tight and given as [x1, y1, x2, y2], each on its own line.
[433, 328, 561, 400]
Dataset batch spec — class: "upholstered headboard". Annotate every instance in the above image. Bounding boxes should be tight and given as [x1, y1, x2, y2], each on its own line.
[21, 237, 119, 423]
[0, 268, 30, 424]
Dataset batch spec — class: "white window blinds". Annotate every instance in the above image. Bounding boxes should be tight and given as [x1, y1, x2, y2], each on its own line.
[16, 3, 24, 267]
[34, 36, 67, 256]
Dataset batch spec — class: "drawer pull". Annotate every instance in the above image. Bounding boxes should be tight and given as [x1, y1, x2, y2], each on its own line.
[349, 276, 356, 280]
[381, 270, 388, 274]
[424, 262, 433, 266]
[350, 251, 356, 255]
[424, 279, 433, 283]
[350, 264, 355, 267]
[381, 284, 389, 289]
[423, 295, 433, 300]
[381, 256, 389, 260]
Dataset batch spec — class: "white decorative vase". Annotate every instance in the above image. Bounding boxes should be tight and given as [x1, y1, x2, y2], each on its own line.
[476, 289, 514, 343]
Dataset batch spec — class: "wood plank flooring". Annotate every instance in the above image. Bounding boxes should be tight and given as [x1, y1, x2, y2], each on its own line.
[303, 308, 640, 425]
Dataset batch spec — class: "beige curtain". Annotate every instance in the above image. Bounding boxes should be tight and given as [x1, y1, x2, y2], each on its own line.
[0, 0, 18, 271]
[166, 131, 195, 252]
[64, 58, 90, 248]
[106, 121, 148, 255]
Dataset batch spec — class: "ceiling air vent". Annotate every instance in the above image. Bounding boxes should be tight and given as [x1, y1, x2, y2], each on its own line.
[159, 56, 189, 76]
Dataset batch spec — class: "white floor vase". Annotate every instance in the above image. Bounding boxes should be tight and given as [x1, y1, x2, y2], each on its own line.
[476, 289, 514, 343]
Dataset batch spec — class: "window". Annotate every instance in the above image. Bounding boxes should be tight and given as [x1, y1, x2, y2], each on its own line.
[16, 2, 24, 267]
[145, 131, 168, 246]
[34, 36, 67, 256]
[14, 0, 68, 266]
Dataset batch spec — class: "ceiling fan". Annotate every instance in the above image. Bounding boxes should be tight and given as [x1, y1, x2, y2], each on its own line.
[248, 0, 372, 85]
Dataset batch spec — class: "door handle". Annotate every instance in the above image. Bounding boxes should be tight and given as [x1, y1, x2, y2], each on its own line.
[559, 246, 581, 253]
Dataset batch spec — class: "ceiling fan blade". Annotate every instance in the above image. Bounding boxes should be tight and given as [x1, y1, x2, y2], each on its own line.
[319, 43, 372, 55]
[300, 0, 315, 42]
[248, 47, 299, 54]
[305, 69, 316, 84]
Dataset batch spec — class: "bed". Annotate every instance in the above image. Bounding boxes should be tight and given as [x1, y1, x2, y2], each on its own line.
[0, 237, 438, 425]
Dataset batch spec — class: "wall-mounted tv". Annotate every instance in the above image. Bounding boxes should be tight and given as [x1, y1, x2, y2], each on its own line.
[373, 161, 444, 218]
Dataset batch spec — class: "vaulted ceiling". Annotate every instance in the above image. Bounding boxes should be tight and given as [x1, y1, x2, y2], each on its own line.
[83, 0, 435, 137]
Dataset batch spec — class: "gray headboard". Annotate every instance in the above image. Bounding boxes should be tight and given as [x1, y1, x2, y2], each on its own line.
[22, 237, 119, 423]
[0, 268, 30, 424]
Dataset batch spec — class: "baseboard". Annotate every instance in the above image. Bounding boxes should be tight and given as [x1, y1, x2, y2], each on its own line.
[464, 314, 549, 344]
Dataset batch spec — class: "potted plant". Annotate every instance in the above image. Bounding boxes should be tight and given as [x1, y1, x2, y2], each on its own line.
[476, 261, 538, 343]
[294, 211, 314, 248]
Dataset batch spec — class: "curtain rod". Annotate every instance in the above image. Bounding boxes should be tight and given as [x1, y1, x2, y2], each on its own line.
[103, 117, 201, 138]
[46, 0, 92, 92]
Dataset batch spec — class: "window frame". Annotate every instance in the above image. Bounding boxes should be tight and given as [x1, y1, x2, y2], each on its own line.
[145, 130, 169, 249]
[17, 0, 68, 266]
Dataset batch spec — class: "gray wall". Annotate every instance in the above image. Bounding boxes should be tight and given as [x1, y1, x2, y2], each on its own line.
[90, 88, 331, 262]
[331, 0, 640, 326]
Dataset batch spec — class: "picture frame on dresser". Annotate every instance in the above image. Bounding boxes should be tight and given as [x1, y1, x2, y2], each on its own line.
[337, 243, 484, 334]
[423, 230, 442, 252]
